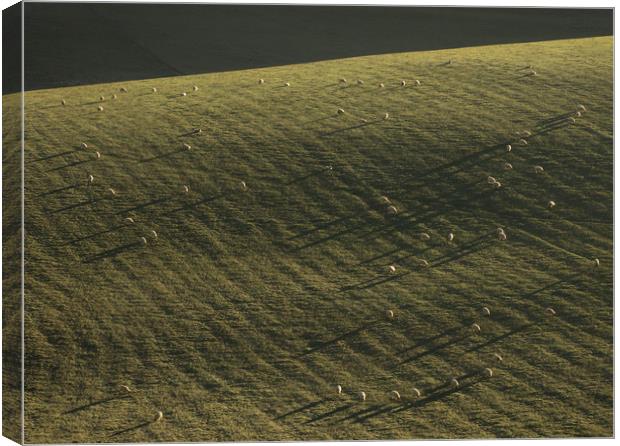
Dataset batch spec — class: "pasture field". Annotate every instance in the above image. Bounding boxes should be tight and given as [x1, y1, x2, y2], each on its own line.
[3, 36, 613, 442]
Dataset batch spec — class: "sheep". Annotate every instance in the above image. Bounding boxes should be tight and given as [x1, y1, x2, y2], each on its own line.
[419, 232, 431, 241]
[517, 130, 532, 137]
[419, 259, 430, 268]
[360, 118, 368, 123]
[339, 78, 347, 84]
[386, 205, 398, 215]
[483, 368, 494, 378]
[386, 309, 395, 319]
[87, 174, 94, 184]
[337, 385, 342, 395]
[153, 411, 163, 423]
[379, 195, 391, 204]
[504, 162, 513, 170]
[415, 79, 421, 86]
[545, 307, 556, 316]
[337, 108, 345, 115]
[533, 165, 545, 174]
[518, 139, 528, 146]
[471, 323, 481, 333]
[487, 176, 498, 185]
[284, 82, 291, 87]
[492, 181, 502, 189]
[99, 96, 105, 101]
[447, 232, 454, 242]
[112, 94, 117, 100]
[193, 85, 199, 91]
[359, 391, 367, 402]
[150, 230, 158, 239]
[183, 143, 192, 151]
[412, 388, 421, 398]
[506, 144, 512, 152]
[389, 390, 401, 401]
[192, 128, 203, 134]
[547, 200, 556, 209]
[61, 99, 66, 106]
[529, 70, 537, 76]
[120, 385, 132, 393]
[481, 306, 491, 317]
[577, 104, 587, 112]
[181, 92, 187, 96]
[383, 113, 390, 120]
[258, 78, 265, 84]
[447, 59, 453, 65]
[108, 188, 117, 197]
[325, 165, 334, 172]
[125, 217, 135, 224]
[182, 185, 190, 194]
[97, 105, 104, 111]
[152, 87, 157, 93]
[400, 80, 406, 87]
[379, 83, 385, 88]
[80, 142, 88, 150]
[498, 232, 507, 241]
[140, 237, 148, 246]
[95, 151, 101, 160]
[450, 378, 459, 389]
[494, 353, 504, 362]
[575, 111, 582, 117]
[357, 79, 364, 85]
[387, 265, 397, 274]
[120, 87, 128, 93]
[240, 181, 248, 191]
[593, 258, 600, 268]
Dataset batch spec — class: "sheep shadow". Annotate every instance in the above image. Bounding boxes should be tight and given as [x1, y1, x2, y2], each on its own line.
[284, 168, 331, 185]
[287, 210, 366, 241]
[47, 197, 104, 214]
[396, 330, 474, 367]
[27, 149, 76, 164]
[63, 393, 132, 415]
[177, 130, 203, 138]
[396, 324, 465, 356]
[319, 120, 380, 137]
[304, 402, 354, 424]
[61, 223, 130, 246]
[46, 158, 91, 172]
[138, 148, 189, 164]
[109, 420, 154, 438]
[83, 240, 143, 263]
[162, 193, 224, 215]
[36, 182, 80, 197]
[274, 398, 325, 420]
[115, 196, 172, 215]
[340, 271, 410, 292]
[298, 319, 383, 357]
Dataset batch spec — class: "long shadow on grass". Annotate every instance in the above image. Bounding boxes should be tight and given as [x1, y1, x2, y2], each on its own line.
[396, 331, 476, 367]
[83, 240, 143, 263]
[298, 319, 385, 357]
[28, 149, 75, 164]
[319, 120, 380, 137]
[341, 272, 410, 292]
[36, 182, 80, 197]
[304, 402, 354, 424]
[109, 420, 154, 438]
[464, 323, 534, 355]
[48, 197, 104, 214]
[275, 398, 325, 420]
[115, 196, 172, 215]
[63, 393, 132, 415]
[46, 158, 91, 172]
[162, 193, 224, 215]
[61, 223, 131, 246]
[138, 148, 188, 163]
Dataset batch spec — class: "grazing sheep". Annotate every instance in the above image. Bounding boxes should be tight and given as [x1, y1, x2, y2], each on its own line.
[379, 195, 391, 204]
[487, 176, 498, 185]
[120, 385, 132, 393]
[325, 165, 334, 172]
[386, 205, 398, 216]
[386, 309, 395, 319]
[389, 390, 401, 401]
[447, 232, 454, 242]
[337, 385, 342, 395]
[125, 217, 135, 224]
[387, 265, 397, 274]
[496, 228, 505, 235]
[593, 258, 600, 268]
[183, 185, 190, 193]
[153, 411, 163, 423]
[419, 232, 431, 241]
[575, 111, 582, 117]
[498, 232, 507, 241]
[529, 70, 537, 76]
[112, 94, 117, 100]
[379, 83, 385, 88]
[339, 78, 347, 84]
[193, 86, 199, 91]
[506, 144, 512, 152]
[568, 117, 576, 124]
[108, 188, 117, 197]
[357, 79, 364, 85]
[547, 200, 556, 209]
[61, 99, 66, 106]
[152, 87, 157, 93]
[383, 113, 390, 120]
[95, 151, 101, 160]
[492, 181, 502, 189]
[87, 174, 94, 184]
[419, 259, 430, 268]
[361, 118, 368, 123]
[504, 162, 513, 170]
[577, 104, 587, 112]
[359, 391, 367, 402]
[97, 106, 104, 112]
[192, 128, 203, 134]
[483, 368, 494, 378]
[412, 388, 421, 398]
[181, 92, 187, 96]
[533, 165, 545, 174]
[400, 80, 406, 87]
[150, 230, 158, 239]
[482, 306, 491, 317]
[518, 138, 528, 146]
[80, 142, 88, 150]
[284, 82, 291, 87]
[545, 307, 556, 316]
[494, 353, 503, 362]
[183, 143, 192, 150]
[140, 237, 148, 246]
[258, 78, 265, 84]
[120, 87, 128, 93]
[337, 108, 345, 115]
[99, 96, 105, 101]
[450, 378, 459, 389]
[471, 323, 481, 333]
[415, 79, 421, 86]
[240, 181, 248, 191]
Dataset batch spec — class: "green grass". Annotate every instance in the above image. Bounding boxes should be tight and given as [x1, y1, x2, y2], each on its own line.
[7, 36, 613, 442]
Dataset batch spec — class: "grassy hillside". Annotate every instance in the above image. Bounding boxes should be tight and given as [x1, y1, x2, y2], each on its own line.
[13, 36, 613, 442]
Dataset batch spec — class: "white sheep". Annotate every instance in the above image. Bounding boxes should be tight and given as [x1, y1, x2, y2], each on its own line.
[152, 87, 157, 93]
[183, 143, 192, 151]
[419, 232, 431, 241]
[415, 79, 421, 86]
[568, 117, 576, 124]
[80, 142, 88, 149]
[548, 200, 556, 209]
[88, 174, 94, 184]
[487, 176, 498, 185]
[112, 94, 117, 100]
[357, 79, 364, 85]
[533, 165, 545, 174]
[575, 111, 582, 117]
[593, 258, 600, 268]
[389, 390, 401, 401]
[337, 385, 342, 395]
[518, 139, 528, 146]
[387, 265, 397, 274]
[108, 188, 117, 197]
[545, 307, 556, 316]
[99, 96, 105, 101]
[183, 185, 190, 193]
[419, 259, 430, 268]
[360, 118, 368, 123]
[240, 181, 248, 191]
[359, 391, 367, 402]
[506, 144, 512, 152]
[95, 151, 101, 160]
[481, 306, 491, 317]
[120, 385, 132, 393]
[192, 128, 203, 134]
[120, 87, 128, 93]
[447, 232, 454, 242]
[379, 83, 385, 88]
[284, 82, 290, 87]
[383, 113, 390, 120]
[577, 104, 586, 112]
[339, 78, 347, 84]
[450, 378, 459, 389]
[140, 237, 148, 246]
[153, 411, 163, 423]
[529, 70, 537, 76]
[471, 323, 481, 333]
[337, 108, 345, 115]
[258, 79, 265, 84]
[400, 80, 406, 87]
[386, 309, 395, 319]
[61, 99, 66, 106]
[97, 106, 104, 112]
[498, 232, 507, 241]
[492, 181, 502, 189]
[386, 205, 398, 215]
[493, 353, 503, 362]
[483, 368, 494, 377]
[125, 217, 135, 224]
[193, 86, 199, 91]
[379, 195, 391, 204]
[181, 92, 187, 97]
[412, 388, 421, 398]
[150, 230, 158, 239]
[504, 163, 513, 170]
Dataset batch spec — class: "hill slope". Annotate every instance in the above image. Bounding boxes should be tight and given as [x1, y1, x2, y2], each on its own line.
[12, 36, 613, 442]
